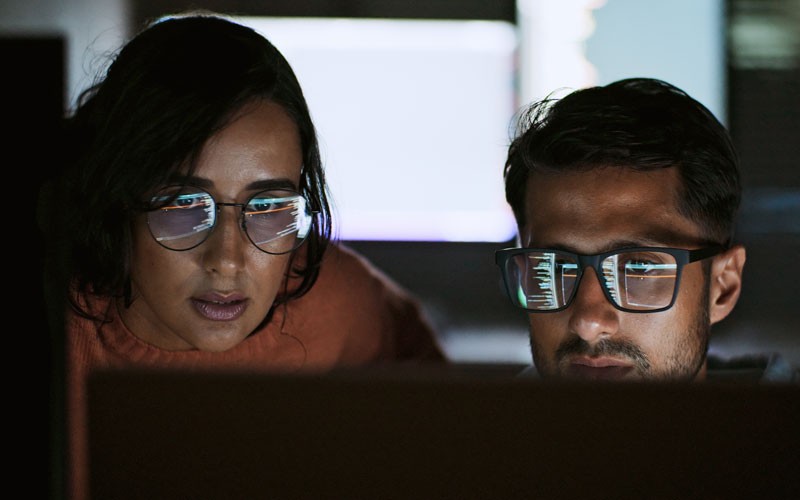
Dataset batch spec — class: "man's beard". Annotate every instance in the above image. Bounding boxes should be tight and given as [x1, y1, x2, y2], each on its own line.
[530, 300, 710, 382]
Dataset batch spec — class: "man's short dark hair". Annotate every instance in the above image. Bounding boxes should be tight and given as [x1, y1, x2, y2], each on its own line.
[504, 77, 741, 245]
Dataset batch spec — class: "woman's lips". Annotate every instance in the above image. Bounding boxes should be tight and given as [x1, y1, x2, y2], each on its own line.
[191, 293, 248, 321]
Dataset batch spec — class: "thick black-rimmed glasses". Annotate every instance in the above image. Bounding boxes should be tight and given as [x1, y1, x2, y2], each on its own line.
[145, 186, 313, 254]
[495, 246, 724, 313]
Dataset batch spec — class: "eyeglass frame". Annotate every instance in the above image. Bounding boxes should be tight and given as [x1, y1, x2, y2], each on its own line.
[495, 245, 725, 313]
[143, 185, 317, 255]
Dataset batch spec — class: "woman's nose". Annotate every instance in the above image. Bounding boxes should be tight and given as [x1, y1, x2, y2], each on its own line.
[201, 206, 247, 276]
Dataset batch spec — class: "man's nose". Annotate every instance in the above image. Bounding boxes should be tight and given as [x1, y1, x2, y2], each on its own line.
[566, 267, 621, 343]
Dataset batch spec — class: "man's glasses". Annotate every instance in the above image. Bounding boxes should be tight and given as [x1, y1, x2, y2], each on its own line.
[495, 246, 724, 313]
[145, 186, 313, 254]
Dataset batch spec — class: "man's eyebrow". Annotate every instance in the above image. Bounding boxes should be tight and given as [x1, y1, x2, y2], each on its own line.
[595, 239, 666, 253]
[533, 233, 700, 255]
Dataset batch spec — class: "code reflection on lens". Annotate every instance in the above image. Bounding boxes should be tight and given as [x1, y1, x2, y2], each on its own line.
[528, 253, 558, 310]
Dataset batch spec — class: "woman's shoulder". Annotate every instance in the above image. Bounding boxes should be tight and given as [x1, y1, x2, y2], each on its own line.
[289, 242, 444, 363]
[290, 241, 425, 330]
[316, 242, 410, 300]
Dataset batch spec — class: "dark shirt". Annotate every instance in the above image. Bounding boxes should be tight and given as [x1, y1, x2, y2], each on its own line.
[707, 352, 799, 383]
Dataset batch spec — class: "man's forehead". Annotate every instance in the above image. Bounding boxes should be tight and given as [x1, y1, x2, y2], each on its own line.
[520, 167, 705, 252]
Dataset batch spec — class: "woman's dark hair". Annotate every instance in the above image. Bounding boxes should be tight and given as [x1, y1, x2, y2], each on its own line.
[48, 13, 332, 318]
[504, 77, 741, 245]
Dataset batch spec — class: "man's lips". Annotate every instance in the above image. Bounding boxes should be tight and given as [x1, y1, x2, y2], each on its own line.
[566, 357, 635, 380]
[191, 292, 248, 321]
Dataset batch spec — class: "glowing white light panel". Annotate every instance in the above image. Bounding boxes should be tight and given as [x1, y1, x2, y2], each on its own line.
[239, 0, 723, 242]
[238, 17, 519, 242]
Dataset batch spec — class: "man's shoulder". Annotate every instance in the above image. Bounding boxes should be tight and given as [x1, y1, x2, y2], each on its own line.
[707, 352, 800, 383]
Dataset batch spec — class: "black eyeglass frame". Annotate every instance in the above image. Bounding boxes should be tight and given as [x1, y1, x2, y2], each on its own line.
[495, 245, 725, 313]
[144, 186, 317, 255]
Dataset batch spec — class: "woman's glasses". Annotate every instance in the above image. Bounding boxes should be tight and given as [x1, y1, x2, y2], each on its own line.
[145, 186, 313, 254]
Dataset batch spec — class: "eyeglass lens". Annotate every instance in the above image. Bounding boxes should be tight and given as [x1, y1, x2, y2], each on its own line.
[147, 187, 311, 253]
[506, 250, 679, 311]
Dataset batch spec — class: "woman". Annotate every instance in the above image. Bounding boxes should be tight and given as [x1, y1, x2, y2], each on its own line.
[45, 13, 445, 499]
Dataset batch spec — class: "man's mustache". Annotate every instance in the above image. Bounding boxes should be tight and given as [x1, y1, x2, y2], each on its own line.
[555, 336, 651, 371]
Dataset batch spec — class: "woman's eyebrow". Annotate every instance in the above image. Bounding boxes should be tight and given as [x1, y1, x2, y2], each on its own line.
[165, 175, 297, 191]
[165, 174, 213, 189]
[246, 178, 298, 191]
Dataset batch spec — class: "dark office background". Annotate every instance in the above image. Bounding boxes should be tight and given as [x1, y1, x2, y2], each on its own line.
[2, 1, 797, 498]
[722, 0, 799, 367]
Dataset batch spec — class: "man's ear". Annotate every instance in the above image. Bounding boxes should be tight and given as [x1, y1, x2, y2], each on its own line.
[709, 244, 746, 325]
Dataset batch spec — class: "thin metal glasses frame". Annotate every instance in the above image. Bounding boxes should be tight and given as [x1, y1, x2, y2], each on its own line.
[145, 186, 315, 255]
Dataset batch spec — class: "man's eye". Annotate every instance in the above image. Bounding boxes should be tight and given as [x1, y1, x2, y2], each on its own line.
[556, 262, 578, 275]
[624, 260, 675, 279]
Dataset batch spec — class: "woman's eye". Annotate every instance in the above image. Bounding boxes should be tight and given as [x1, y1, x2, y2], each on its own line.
[172, 193, 207, 209]
[252, 201, 277, 212]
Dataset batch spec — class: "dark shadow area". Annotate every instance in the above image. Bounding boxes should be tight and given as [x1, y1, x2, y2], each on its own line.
[2, 35, 66, 500]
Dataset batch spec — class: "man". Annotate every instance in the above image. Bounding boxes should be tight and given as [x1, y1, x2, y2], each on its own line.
[496, 77, 796, 382]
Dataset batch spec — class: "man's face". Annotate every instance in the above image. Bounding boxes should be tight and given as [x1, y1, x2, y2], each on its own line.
[520, 167, 719, 381]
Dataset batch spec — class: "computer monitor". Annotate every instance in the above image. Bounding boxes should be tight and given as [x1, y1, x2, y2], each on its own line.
[88, 366, 799, 499]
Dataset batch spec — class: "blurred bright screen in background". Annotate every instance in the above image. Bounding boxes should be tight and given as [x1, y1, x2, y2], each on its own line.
[238, 0, 723, 243]
[518, 0, 724, 119]
[44, 0, 724, 244]
[238, 16, 519, 243]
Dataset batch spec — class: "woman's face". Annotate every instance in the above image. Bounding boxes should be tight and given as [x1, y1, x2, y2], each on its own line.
[121, 100, 304, 351]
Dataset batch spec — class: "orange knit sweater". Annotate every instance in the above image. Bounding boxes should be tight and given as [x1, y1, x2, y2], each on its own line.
[64, 244, 444, 499]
